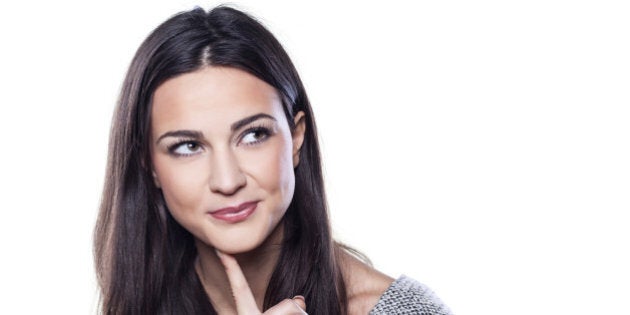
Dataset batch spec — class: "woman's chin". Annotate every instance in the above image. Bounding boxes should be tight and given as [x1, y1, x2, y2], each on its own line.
[214, 242, 260, 255]
[194, 232, 265, 255]
[197, 221, 284, 256]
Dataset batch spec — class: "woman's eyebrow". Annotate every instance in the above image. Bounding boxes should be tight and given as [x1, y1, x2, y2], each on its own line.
[231, 113, 276, 131]
[156, 130, 203, 144]
[155, 114, 276, 145]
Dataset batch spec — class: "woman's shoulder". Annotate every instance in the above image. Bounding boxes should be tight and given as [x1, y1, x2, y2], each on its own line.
[368, 275, 453, 315]
[341, 251, 394, 315]
[340, 250, 452, 315]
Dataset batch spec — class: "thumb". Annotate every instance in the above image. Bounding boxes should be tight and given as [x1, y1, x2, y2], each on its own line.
[292, 295, 306, 312]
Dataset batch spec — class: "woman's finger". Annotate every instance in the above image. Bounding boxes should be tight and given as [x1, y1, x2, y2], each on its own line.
[263, 297, 308, 315]
[291, 295, 306, 312]
[215, 249, 261, 314]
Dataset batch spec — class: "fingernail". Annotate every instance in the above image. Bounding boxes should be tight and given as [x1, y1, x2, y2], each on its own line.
[292, 295, 305, 302]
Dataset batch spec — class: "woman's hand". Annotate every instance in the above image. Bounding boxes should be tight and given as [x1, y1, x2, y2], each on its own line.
[216, 250, 308, 314]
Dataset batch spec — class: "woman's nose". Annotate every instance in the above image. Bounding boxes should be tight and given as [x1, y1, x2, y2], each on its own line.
[208, 148, 246, 195]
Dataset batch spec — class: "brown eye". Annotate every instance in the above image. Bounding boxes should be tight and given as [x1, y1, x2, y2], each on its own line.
[241, 127, 270, 145]
[171, 141, 202, 156]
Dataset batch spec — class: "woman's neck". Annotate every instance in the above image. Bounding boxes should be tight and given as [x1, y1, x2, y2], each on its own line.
[194, 223, 284, 314]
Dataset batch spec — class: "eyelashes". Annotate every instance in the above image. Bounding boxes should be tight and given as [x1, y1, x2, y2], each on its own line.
[167, 140, 202, 157]
[166, 124, 275, 157]
[240, 125, 273, 146]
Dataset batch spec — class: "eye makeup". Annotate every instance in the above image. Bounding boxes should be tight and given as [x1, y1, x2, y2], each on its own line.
[166, 138, 203, 157]
[237, 122, 277, 146]
[161, 120, 278, 158]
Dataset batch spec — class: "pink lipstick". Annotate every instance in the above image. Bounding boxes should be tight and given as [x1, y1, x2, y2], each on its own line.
[209, 201, 258, 223]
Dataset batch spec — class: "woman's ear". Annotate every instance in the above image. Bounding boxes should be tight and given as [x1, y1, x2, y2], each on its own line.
[292, 111, 306, 168]
[152, 170, 161, 188]
[141, 158, 162, 189]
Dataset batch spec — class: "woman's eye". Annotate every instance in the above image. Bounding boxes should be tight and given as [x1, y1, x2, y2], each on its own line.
[241, 128, 270, 145]
[171, 141, 202, 156]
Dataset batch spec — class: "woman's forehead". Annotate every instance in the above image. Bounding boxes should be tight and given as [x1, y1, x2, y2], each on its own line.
[151, 66, 286, 132]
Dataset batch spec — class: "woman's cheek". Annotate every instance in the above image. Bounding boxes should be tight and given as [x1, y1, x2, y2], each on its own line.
[158, 159, 208, 215]
[250, 138, 295, 201]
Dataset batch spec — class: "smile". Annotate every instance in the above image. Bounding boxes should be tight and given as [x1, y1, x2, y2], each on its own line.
[208, 201, 258, 223]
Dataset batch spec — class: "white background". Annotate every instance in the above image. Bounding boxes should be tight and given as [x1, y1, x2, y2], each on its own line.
[0, 1, 628, 314]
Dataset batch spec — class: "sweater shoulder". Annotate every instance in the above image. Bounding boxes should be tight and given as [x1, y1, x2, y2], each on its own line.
[369, 275, 453, 315]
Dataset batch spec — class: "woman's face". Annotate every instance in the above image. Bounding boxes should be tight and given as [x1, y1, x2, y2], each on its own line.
[150, 66, 305, 254]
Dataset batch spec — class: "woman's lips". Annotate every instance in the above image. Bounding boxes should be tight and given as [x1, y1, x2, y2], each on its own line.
[208, 201, 258, 223]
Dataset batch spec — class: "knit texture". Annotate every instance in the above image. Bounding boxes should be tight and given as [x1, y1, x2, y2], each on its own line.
[369, 275, 453, 315]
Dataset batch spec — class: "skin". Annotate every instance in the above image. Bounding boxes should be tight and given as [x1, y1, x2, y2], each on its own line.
[150, 66, 393, 314]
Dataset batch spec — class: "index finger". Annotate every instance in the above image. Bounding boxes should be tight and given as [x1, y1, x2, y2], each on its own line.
[215, 249, 261, 314]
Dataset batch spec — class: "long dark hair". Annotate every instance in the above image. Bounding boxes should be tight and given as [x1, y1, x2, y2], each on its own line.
[93, 6, 347, 315]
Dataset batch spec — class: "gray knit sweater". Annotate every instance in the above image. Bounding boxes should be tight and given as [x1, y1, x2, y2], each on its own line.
[369, 275, 453, 315]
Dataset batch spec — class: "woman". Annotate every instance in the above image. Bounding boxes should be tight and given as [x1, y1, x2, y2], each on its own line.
[94, 6, 451, 315]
